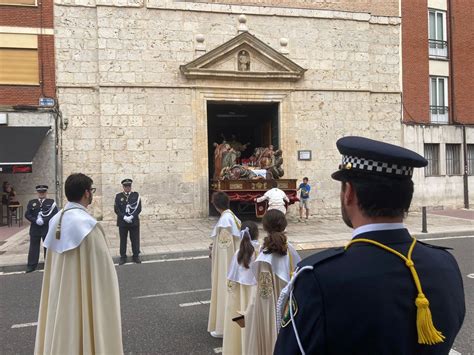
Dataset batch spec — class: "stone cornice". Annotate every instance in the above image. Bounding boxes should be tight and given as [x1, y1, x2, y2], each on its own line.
[56, 84, 401, 96]
[180, 32, 306, 82]
[53, 0, 401, 24]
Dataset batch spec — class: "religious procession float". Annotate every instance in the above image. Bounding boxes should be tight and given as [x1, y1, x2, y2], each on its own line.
[210, 138, 298, 217]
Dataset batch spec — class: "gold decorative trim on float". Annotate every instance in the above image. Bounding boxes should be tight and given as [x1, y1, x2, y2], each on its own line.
[229, 183, 244, 190]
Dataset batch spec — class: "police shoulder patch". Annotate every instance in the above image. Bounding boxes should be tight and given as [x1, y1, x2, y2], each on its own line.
[298, 247, 345, 268]
[281, 294, 298, 328]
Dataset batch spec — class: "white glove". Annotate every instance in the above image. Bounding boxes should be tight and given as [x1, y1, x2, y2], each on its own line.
[36, 216, 44, 226]
[123, 215, 132, 223]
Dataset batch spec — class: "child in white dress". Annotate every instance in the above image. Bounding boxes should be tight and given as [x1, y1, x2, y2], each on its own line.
[223, 221, 260, 355]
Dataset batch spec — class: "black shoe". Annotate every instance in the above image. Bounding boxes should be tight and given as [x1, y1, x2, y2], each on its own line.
[25, 267, 36, 273]
[132, 256, 141, 264]
[119, 257, 127, 265]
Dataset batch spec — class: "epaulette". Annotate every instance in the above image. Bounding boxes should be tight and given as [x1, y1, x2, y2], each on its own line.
[417, 240, 452, 250]
[298, 247, 345, 268]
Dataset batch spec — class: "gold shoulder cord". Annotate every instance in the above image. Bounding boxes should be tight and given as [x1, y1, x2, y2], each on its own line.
[55, 207, 83, 240]
[345, 237, 445, 345]
[226, 210, 242, 230]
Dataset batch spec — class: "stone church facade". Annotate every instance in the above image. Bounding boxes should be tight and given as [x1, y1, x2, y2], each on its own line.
[54, 0, 402, 220]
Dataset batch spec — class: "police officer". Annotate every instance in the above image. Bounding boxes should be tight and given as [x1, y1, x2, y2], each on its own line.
[25, 185, 58, 273]
[274, 136, 465, 355]
[114, 179, 142, 264]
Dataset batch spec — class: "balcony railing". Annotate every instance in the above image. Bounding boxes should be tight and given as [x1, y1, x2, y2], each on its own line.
[429, 39, 448, 58]
[430, 105, 449, 124]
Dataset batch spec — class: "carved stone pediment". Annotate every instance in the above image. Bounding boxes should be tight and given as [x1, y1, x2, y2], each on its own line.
[180, 32, 306, 81]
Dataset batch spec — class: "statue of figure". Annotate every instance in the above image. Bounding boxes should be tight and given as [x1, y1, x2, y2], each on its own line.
[257, 145, 274, 169]
[222, 147, 240, 169]
[213, 142, 231, 180]
[228, 134, 250, 153]
[238, 50, 250, 71]
[220, 165, 259, 180]
[268, 149, 284, 179]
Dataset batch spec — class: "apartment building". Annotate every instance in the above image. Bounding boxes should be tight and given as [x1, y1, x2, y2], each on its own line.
[0, 0, 60, 206]
[402, 0, 474, 209]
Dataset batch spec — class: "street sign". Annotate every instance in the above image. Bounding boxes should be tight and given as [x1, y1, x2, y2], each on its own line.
[39, 97, 56, 107]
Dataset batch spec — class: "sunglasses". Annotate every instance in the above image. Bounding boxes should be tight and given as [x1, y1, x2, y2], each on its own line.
[89, 187, 97, 193]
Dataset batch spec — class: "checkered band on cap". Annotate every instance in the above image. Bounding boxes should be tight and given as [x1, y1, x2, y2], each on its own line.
[341, 155, 414, 177]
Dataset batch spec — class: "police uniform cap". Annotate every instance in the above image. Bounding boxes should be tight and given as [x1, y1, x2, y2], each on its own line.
[332, 136, 428, 181]
[121, 178, 133, 186]
[36, 185, 48, 192]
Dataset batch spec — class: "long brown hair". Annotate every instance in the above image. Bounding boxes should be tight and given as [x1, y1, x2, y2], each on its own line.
[237, 221, 259, 269]
[262, 209, 288, 255]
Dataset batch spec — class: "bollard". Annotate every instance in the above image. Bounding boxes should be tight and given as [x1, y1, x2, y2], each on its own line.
[421, 206, 428, 233]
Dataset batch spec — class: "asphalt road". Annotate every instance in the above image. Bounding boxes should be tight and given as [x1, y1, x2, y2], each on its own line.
[0, 236, 472, 354]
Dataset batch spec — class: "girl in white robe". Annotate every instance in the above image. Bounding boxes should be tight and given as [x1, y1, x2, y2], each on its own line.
[208, 191, 242, 338]
[223, 221, 260, 355]
[245, 210, 301, 355]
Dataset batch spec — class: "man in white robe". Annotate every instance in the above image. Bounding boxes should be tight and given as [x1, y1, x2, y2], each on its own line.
[208, 191, 241, 338]
[35, 173, 123, 355]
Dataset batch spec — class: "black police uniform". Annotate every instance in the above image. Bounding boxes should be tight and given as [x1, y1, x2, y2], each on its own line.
[274, 231, 465, 354]
[114, 190, 142, 259]
[25, 194, 58, 271]
[274, 136, 466, 355]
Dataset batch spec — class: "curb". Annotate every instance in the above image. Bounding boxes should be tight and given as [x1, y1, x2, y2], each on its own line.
[412, 229, 474, 239]
[1, 229, 473, 274]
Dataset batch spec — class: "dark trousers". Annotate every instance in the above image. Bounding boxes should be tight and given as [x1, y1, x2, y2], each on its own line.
[119, 226, 140, 257]
[27, 234, 46, 269]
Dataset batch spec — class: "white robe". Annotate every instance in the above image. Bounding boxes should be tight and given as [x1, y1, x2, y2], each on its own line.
[223, 243, 259, 355]
[244, 244, 301, 355]
[208, 209, 242, 335]
[35, 204, 123, 355]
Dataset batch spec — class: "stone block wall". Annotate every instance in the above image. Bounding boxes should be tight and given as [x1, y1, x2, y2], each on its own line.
[55, 1, 402, 220]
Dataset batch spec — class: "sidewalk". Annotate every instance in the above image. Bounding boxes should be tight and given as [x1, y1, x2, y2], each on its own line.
[1, 209, 472, 271]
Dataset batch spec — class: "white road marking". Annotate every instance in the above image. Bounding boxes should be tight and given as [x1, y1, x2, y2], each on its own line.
[1, 256, 210, 276]
[0, 270, 44, 276]
[179, 300, 210, 307]
[113, 255, 208, 266]
[0, 271, 29, 276]
[449, 349, 461, 355]
[467, 273, 474, 279]
[11, 322, 37, 329]
[213, 347, 222, 354]
[133, 288, 211, 299]
[419, 235, 474, 241]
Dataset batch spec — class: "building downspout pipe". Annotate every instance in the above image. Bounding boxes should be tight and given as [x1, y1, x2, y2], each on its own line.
[447, 0, 468, 208]
[462, 126, 469, 208]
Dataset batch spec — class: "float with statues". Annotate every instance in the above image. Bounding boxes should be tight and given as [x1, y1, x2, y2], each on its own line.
[210, 138, 298, 217]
